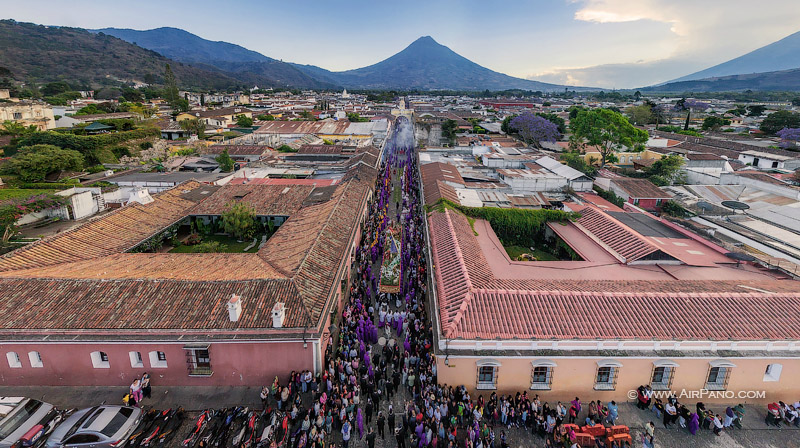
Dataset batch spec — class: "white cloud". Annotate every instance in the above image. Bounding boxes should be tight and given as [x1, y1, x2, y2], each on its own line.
[554, 0, 800, 87]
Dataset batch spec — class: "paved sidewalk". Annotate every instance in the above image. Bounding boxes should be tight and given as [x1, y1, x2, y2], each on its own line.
[1, 386, 797, 447]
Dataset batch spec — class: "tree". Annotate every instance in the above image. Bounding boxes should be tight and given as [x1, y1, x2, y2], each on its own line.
[257, 114, 275, 121]
[747, 105, 767, 116]
[792, 97, 800, 107]
[163, 64, 180, 110]
[569, 108, 649, 167]
[235, 114, 253, 127]
[221, 202, 257, 241]
[441, 119, 457, 142]
[1, 120, 38, 137]
[646, 154, 685, 186]
[3, 145, 84, 182]
[347, 112, 369, 122]
[674, 99, 709, 130]
[216, 149, 235, 172]
[536, 113, 566, 134]
[501, 115, 517, 134]
[299, 110, 314, 120]
[40, 81, 72, 97]
[509, 113, 560, 148]
[179, 118, 205, 138]
[276, 144, 296, 153]
[200, 93, 205, 106]
[191, 240, 228, 253]
[701, 116, 731, 131]
[633, 91, 642, 101]
[626, 104, 654, 125]
[560, 150, 597, 176]
[777, 127, 800, 150]
[761, 110, 800, 135]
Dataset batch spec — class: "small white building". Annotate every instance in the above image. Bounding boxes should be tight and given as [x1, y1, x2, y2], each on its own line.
[738, 150, 799, 170]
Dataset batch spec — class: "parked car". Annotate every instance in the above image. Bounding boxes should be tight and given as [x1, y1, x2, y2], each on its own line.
[45, 406, 141, 448]
[0, 397, 58, 448]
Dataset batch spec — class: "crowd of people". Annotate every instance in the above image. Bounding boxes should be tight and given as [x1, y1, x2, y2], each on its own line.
[635, 385, 745, 441]
[255, 125, 793, 448]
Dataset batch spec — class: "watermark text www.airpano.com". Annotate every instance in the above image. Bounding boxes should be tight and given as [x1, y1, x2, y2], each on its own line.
[627, 389, 766, 400]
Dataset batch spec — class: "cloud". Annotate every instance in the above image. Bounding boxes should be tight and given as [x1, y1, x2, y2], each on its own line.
[530, 58, 704, 89]
[556, 0, 800, 87]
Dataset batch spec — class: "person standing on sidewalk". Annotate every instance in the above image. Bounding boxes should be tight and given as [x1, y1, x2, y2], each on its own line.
[141, 373, 151, 399]
[130, 378, 143, 407]
[643, 421, 655, 448]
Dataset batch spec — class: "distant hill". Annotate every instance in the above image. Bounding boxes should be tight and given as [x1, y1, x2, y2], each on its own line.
[669, 30, 800, 83]
[291, 36, 579, 92]
[96, 27, 334, 89]
[0, 20, 254, 90]
[94, 27, 270, 64]
[644, 68, 800, 93]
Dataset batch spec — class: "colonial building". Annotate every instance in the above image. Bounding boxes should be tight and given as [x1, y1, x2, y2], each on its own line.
[0, 163, 377, 387]
[0, 101, 55, 130]
[424, 189, 800, 403]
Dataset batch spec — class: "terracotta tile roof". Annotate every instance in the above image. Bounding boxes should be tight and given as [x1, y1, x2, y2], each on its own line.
[0, 181, 204, 272]
[452, 289, 800, 340]
[428, 207, 800, 341]
[420, 162, 465, 186]
[420, 162, 467, 207]
[0, 278, 309, 331]
[423, 180, 460, 207]
[0, 165, 376, 333]
[575, 206, 661, 263]
[189, 184, 315, 216]
[0, 253, 284, 281]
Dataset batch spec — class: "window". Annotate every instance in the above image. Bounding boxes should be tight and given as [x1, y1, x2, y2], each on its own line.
[28, 351, 43, 368]
[651, 360, 678, 391]
[633, 199, 640, 206]
[705, 361, 735, 390]
[12, 112, 22, 120]
[64, 434, 101, 445]
[149, 351, 168, 368]
[531, 367, 552, 390]
[763, 363, 782, 382]
[90, 351, 110, 369]
[594, 360, 622, 390]
[185, 346, 212, 376]
[772, 161, 779, 168]
[476, 359, 500, 390]
[530, 360, 556, 390]
[130, 351, 144, 368]
[477, 366, 496, 389]
[6, 352, 21, 368]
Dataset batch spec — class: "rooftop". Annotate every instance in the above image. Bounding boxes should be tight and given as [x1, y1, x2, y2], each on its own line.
[0, 164, 377, 335]
[427, 206, 800, 341]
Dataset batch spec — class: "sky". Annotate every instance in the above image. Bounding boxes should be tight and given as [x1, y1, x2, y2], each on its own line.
[3, 0, 800, 88]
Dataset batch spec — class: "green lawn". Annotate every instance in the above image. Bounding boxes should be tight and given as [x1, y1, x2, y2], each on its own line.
[504, 245, 559, 261]
[0, 189, 58, 201]
[169, 234, 260, 253]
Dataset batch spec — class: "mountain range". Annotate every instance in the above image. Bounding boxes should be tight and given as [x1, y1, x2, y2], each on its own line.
[0, 20, 253, 90]
[97, 28, 578, 92]
[668, 30, 800, 83]
[3, 19, 800, 92]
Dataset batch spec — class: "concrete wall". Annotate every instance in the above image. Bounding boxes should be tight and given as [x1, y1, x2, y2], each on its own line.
[0, 340, 314, 387]
[437, 356, 799, 404]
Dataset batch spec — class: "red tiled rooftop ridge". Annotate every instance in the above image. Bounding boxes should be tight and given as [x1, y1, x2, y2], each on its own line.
[0, 164, 378, 332]
[427, 207, 800, 341]
[575, 206, 659, 263]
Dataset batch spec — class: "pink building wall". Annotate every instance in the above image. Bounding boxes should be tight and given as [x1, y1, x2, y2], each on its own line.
[0, 340, 314, 387]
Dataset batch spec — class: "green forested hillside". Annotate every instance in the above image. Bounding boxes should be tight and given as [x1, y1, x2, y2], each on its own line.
[0, 20, 267, 90]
